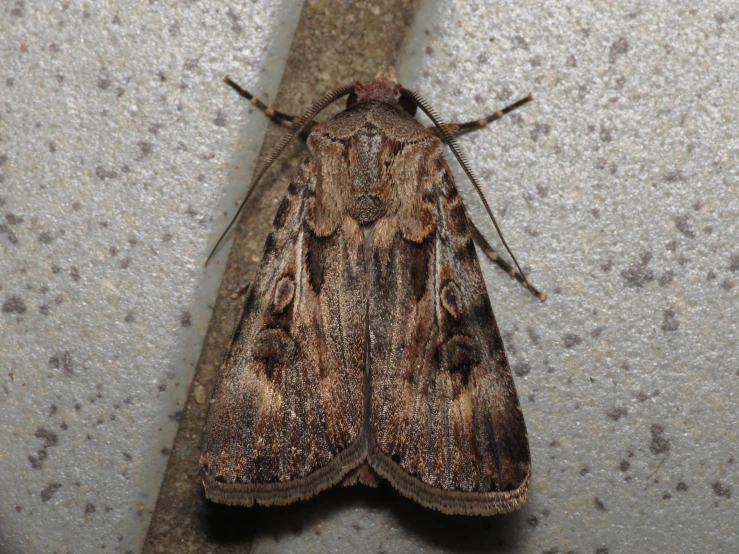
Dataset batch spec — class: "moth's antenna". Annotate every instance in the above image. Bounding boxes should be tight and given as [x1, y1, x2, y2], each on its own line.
[401, 87, 538, 298]
[206, 81, 355, 266]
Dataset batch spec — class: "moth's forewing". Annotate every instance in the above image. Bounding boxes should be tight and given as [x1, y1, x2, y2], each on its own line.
[363, 118, 530, 516]
[200, 159, 367, 507]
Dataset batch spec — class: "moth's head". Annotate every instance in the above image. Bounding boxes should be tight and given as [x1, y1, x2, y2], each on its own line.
[346, 66, 418, 116]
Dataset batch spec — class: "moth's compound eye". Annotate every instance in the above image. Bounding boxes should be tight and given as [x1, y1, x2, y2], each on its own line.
[399, 91, 418, 116]
[346, 92, 359, 108]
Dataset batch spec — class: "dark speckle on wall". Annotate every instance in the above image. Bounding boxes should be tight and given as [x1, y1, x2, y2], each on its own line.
[661, 309, 680, 331]
[621, 252, 654, 288]
[530, 122, 551, 142]
[38, 231, 54, 244]
[658, 270, 674, 287]
[5, 212, 24, 224]
[609, 37, 629, 62]
[673, 215, 695, 238]
[3, 295, 26, 314]
[95, 166, 118, 180]
[180, 311, 192, 327]
[606, 407, 628, 421]
[712, 481, 731, 498]
[40, 483, 62, 502]
[513, 361, 531, 376]
[650, 424, 671, 455]
[48, 351, 74, 377]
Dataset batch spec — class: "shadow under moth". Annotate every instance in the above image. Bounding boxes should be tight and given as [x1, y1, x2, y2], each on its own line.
[200, 67, 545, 516]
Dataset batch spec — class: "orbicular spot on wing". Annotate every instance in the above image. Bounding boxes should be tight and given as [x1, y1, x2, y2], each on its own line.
[436, 335, 481, 386]
[252, 328, 296, 380]
[440, 281, 463, 320]
[272, 275, 295, 314]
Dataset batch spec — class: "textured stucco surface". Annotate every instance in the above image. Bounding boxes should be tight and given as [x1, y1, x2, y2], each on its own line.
[0, 2, 302, 553]
[2, 1, 737, 553]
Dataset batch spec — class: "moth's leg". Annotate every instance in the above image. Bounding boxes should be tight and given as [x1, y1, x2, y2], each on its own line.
[224, 75, 322, 140]
[469, 217, 547, 301]
[224, 75, 298, 129]
[435, 93, 543, 299]
[430, 94, 533, 139]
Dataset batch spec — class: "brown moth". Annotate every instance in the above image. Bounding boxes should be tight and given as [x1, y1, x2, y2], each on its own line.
[200, 67, 544, 516]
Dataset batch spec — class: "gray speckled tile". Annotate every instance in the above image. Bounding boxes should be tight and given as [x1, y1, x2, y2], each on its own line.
[249, 1, 738, 553]
[0, 1, 303, 553]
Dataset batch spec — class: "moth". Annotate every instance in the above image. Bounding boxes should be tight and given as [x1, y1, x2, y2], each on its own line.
[200, 67, 545, 516]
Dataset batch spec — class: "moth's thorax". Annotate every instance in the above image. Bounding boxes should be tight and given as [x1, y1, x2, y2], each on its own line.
[349, 125, 386, 225]
[308, 101, 441, 230]
[322, 99, 427, 140]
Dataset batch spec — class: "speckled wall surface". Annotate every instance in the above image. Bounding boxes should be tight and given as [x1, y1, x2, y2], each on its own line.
[2, 1, 738, 553]
[0, 2, 302, 553]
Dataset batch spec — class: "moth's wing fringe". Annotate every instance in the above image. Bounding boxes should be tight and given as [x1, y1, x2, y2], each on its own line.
[203, 435, 367, 507]
[368, 438, 529, 516]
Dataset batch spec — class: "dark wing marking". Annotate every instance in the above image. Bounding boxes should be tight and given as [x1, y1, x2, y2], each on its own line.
[367, 148, 530, 515]
[200, 161, 367, 506]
